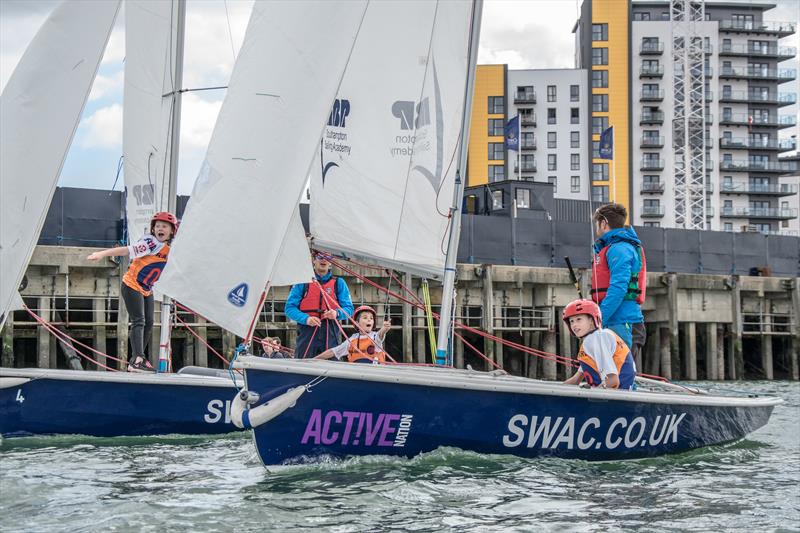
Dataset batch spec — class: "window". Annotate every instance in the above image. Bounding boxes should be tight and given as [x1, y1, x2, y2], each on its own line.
[521, 154, 535, 172]
[570, 85, 579, 101]
[488, 118, 504, 136]
[570, 107, 580, 124]
[724, 222, 733, 231]
[660, 11, 669, 20]
[592, 70, 608, 88]
[570, 131, 580, 148]
[516, 85, 535, 101]
[633, 12, 651, 21]
[571, 176, 580, 193]
[491, 190, 503, 210]
[592, 163, 609, 181]
[571, 154, 580, 171]
[644, 199, 661, 209]
[592, 116, 609, 135]
[515, 188, 530, 209]
[548, 154, 557, 171]
[547, 85, 556, 102]
[732, 14, 754, 29]
[488, 96, 504, 114]
[547, 108, 556, 125]
[642, 59, 660, 74]
[643, 222, 661, 228]
[592, 48, 608, 66]
[592, 185, 609, 203]
[592, 23, 608, 41]
[592, 94, 608, 112]
[549, 176, 557, 193]
[488, 165, 505, 182]
[488, 142, 504, 160]
[521, 131, 535, 148]
[547, 132, 557, 149]
[641, 37, 660, 53]
[592, 140, 600, 158]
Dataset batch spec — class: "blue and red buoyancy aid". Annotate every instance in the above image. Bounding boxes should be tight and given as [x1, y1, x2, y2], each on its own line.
[298, 277, 340, 319]
[577, 331, 636, 389]
[591, 242, 647, 305]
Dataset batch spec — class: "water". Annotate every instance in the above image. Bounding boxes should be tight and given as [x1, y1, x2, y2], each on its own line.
[1, 381, 798, 532]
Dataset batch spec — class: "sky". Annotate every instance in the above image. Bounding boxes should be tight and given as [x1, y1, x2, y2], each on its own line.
[1, 0, 798, 195]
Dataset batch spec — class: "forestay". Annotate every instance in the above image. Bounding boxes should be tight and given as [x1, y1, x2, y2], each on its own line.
[123, 0, 181, 240]
[0, 0, 121, 328]
[156, 1, 368, 338]
[310, 0, 473, 278]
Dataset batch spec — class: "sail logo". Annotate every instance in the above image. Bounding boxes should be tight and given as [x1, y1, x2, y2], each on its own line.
[321, 98, 353, 185]
[301, 409, 413, 448]
[227, 283, 249, 307]
[131, 184, 155, 206]
[391, 98, 430, 130]
[328, 98, 350, 127]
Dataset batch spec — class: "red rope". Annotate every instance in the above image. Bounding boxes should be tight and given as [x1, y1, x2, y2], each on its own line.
[173, 313, 234, 369]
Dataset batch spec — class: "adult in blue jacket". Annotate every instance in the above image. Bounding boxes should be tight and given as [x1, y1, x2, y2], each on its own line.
[591, 203, 647, 355]
[285, 252, 354, 358]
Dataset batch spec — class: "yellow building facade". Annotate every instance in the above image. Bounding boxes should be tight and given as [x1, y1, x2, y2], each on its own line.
[467, 64, 506, 187]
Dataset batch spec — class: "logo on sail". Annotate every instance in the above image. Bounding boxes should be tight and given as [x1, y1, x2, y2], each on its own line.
[320, 98, 352, 185]
[227, 283, 249, 307]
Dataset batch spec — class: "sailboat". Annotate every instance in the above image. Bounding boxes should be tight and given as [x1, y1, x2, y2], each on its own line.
[154, 0, 777, 465]
[0, 0, 242, 438]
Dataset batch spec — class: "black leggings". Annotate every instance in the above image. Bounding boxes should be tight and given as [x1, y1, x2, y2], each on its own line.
[121, 283, 154, 359]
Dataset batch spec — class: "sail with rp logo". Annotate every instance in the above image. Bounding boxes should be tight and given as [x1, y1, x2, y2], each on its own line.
[321, 98, 353, 184]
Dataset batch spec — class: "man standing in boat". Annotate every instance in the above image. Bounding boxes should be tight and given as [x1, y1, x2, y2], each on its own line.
[285, 251, 354, 358]
[590, 203, 647, 359]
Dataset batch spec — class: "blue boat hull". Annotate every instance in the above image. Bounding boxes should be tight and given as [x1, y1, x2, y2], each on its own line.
[237, 358, 779, 465]
[0, 368, 241, 438]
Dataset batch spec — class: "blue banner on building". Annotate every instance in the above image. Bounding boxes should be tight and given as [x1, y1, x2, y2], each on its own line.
[504, 115, 519, 151]
[599, 126, 613, 159]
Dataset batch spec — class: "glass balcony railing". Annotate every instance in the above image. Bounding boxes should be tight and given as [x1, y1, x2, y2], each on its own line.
[640, 158, 665, 171]
[720, 207, 798, 219]
[640, 136, 664, 147]
[640, 112, 665, 124]
[719, 90, 797, 105]
[719, 113, 796, 128]
[514, 91, 536, 104]
[719, 66, 797, 81]
[519, 139, 537, 150]
[639, 66, 664, 77]
[721, 183, 798, 195]
[641, 181, 664, 193]
[640, 89, 664, 101]
[718, 43, 797, 59]
[641, 206, 665, 217]
[718, 20, 796, 36]
[640, 42, 664, 54]
[719, 160, 800, 172]
[719, 138, 797, 151]
[520, 114, 536, 127]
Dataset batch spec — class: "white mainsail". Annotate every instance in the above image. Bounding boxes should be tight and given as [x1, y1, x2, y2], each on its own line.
[309, 0, 473, 278]
[0, 0, 121, 328]
[156, 0, 368, 338]
[122, 0, 181, 240]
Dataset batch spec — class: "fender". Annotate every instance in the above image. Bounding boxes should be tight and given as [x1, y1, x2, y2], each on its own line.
[230, 387, 306, 429]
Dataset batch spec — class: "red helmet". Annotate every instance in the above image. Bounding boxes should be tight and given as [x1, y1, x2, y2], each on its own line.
[562, 299, 602, 333]
[150, 211, 178, 236]
[353, 305, 377, 321]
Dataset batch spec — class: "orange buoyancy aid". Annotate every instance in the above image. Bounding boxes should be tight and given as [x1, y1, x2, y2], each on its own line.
[590, 243, 647, 305]
[347, 334, 385, 364]
[122, 243, 170, 296]
[299, 277, 340, 319]
[577, 331, 636, 389]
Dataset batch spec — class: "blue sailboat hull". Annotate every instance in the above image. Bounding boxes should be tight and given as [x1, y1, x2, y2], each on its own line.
[236, 358, 780, 465]
[0, 368, 241, 438]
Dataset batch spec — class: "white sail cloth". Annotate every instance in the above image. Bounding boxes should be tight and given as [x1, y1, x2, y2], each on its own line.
[156, 0, 368, 338]
[123, 0, 181, 240]
[0, 0, 121, 328]
[310, 0, 473, 278]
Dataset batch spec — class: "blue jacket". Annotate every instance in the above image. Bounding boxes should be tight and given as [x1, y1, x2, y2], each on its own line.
[593, 226, 645, 326]
[285, 271, 354, 325]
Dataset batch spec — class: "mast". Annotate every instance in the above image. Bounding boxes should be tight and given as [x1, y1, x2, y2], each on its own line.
[157, 0, 186, 372]
[435, 0, 483, 366]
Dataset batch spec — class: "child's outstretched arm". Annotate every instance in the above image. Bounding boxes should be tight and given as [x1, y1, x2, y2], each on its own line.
[378, 319, 391, 340]
[87, 246, 129, 261]
[314, 349, 335, 360]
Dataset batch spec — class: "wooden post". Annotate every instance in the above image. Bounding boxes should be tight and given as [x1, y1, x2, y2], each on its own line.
[37, 296, 50, 368]
[414, 304, 426, 364]
[542, 328, 557, 380]
[646, 325, 661, 376]
[705, 322, 718, 380]
[150, 304, 161, 368]
[791, 280, 800, 380]
[481, 265, 495, 370]
[195, 316, 208, 367]
[522, 330, 531, 378]
[762, 311, 773, 380]
[659, 326, 672, 380]
[286, 327, 297, 361]
[559, 308, 573, 380]
[527, 331, 540, 379]
[402, 272, 413, 363]
[116, 291, 129, 370]
[93, 298, 107, 370]
[1, 319, 14, 368]
[684, 322, 697, 380]
[730, 276, 743, 379]
[222, 331, 236, 361]
[717, 323, 726, 380]
[454, 303, 464, 369]
[666, 273, 679, 378]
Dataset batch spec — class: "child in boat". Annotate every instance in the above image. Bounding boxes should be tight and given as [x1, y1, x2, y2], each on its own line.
[562, 298, 636, 390]
[260, 337, 287, 358]
[87, 212, 178, 372]
[314, 305, 391, 364]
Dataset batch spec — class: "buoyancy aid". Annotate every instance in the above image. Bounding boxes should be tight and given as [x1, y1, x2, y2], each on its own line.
[347, 334, 385, 364]
[299, 277, 340, 319]
[122, 243, 170, 296]
[591, 242, 647, 305]
[577, 331, 636, 389]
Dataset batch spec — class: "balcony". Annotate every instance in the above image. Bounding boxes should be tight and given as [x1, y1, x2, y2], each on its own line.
[640, 111, 664, 125]
[720, 207, 798, 219]
[639, 65, 664, 78]
[640, 42, 663, 55]
[705, 90, 713, 101]
[640, 158, 665, 171]
[514, 91, 536, 105]
[719, 160, 800, 173]
[719, 137, 796, 151]
[640, 89, 664, 101]
[514, 162, 537, 174]
[641, 205, 665, 217]
[719, 90, 796, 106]
[520, 113, 536, 127]
[519, 138, 537, 151]
[718, 20, 796, 37]
[691, 206, 715, 218]
[719, 113, 796, 129]
[719, 66, 797, 82]
[641, 180, 664, 193]
[718, 43, 797, 60]
[721, 183, 798, 196]
[640, 135, 664, 148]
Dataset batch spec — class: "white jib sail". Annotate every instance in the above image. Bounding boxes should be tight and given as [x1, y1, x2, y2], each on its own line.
[123, 0, 180, 241]
[310, 0, 473, 279]
[156, 0, 368, 338]
[0, 0, 121, 328]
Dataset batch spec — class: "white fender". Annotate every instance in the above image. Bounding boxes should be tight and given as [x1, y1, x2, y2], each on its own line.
[230, 386, 306, 429]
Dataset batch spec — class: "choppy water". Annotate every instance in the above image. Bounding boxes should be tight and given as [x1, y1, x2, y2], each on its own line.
[1, 381, 798, 532]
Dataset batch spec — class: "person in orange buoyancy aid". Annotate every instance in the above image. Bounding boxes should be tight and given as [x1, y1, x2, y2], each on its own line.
[590, 203, 647, 356]
[315, 306, 391, 364]
[562, 299, 637, 390]
[87, 211, 178, 372]
[284, 251, 354, 358]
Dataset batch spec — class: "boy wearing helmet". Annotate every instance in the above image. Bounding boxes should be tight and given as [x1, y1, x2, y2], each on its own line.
[87, 212, 178, 372]
[562, 299, 637, 390]
[315, 305, 391, 364]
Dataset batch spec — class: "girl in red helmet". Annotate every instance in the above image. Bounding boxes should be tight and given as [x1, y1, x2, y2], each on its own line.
[562, 299, 637, 390]
[87, 212, 178, 372]
[315, 305, 391, 364]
